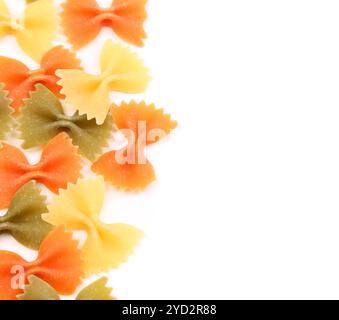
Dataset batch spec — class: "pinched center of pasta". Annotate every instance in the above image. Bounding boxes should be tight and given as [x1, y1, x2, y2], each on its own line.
[9, 16, 24, 31]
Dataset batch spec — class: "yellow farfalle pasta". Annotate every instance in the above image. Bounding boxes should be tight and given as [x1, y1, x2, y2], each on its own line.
[43, 176, 143, 275]
[0, 0, 58, 61]
[56, 40, 150, 125]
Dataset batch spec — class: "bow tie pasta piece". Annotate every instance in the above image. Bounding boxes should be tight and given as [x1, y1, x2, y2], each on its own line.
[0, 0, 58, 62]
[61, 0, 147, 49]
[110, 101, 177, 143]
[0, 46, 81, 112]
[93, 150, 156, 191]
[92, 101, 177, 190]
[0, 226, 83, 300]
[0, 132, 82, 209]
[19, 85, 113, 161]
[17, 276, 115, 300]
[0, 181, 52, 250]
[76, 277, 116, 300]
[56, 40, 150, 125]
[0, 84, 12, 139]
[43, 176, 143, 275]
[17, 275, 60, 300]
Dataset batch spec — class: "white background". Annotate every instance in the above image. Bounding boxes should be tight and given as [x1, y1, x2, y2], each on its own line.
[1, 0, 339, 300]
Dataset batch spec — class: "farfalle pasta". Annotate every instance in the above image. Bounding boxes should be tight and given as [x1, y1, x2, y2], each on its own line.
[92, 101, 177, 190]
[75, 277, 115, 300]
[17, 276, 115, 300]
[0, 0, 58, 61]
[56, 40, 150, 125]
[17, 275, 60, 300]
[0, 181, 52, 250]
[43, 176, 143, 275]
[0, 46, 81, 112]
[0, 0, 174, 301]
[19, 84, 113, 160]
[0, 84, 12, 139]
[61, 0, 147, 48]
[0, 225, 83, 300]
[0, 132, 81, 209]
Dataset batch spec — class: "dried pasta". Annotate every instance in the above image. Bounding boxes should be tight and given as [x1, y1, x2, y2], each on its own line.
[92, 101, 177, 190]
[43, 176, 143, 275]
[61, 0, 147, 48]
[56, 40, 150, 125]
[19, 84, 112, 161]
[0, 181, 52, 250]
[0, 132, 82, 209]
[0, 46, 81, 112]
[0, 226, 82, 300]
[0, 0, 58, 61]
[17, 276, 115, 300]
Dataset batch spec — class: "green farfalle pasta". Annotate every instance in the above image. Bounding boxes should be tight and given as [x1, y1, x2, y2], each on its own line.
[17, 276, 116, 300]
[0, 181, 53, 250]
[0, 83, 12, 139]
[19, 84, 113, 161]
[76, 277, 115, 300]
[17, 276, 60, 301]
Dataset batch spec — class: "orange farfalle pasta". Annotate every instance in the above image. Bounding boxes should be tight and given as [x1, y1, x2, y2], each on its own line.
[0, 132, 81, 209]
[92, 101, 177, 190]
[0, 225, 83, 300]
[61, 0, 147, 49]
[0, 46, 81, 112]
